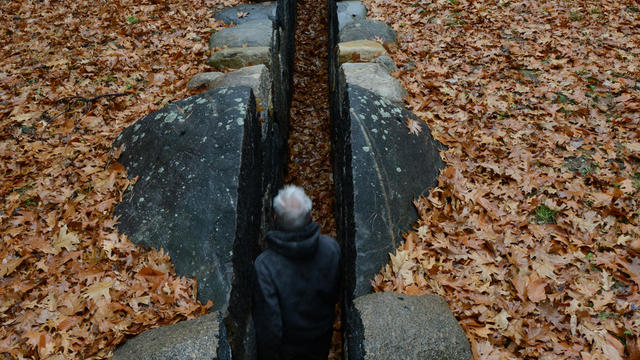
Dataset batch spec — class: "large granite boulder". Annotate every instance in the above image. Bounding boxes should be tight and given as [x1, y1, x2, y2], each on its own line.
[337, 1, 367, 30]
[332, 84, 444, 299]
[340, 62, 407, 105]
[338, 40, 387, 65]
[207, 47, 271, 70]
[214, 3, 276, 25]
[346, 293, 472, 360]
[114, 86, 261, 359]
[209, 20, 273, 49]
[111, 312, 230, 360]
[339, 19, 398, 45]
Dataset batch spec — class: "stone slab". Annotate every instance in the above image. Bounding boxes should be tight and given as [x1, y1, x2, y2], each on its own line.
[114, 86, 261, 309]
[339, 19, 397, 45]
[338, 40, 387, 65]
[111, 312, 230, 360]
[347, 293, 472, 360]
[337, 1, 367, 30]
[333, 84, 445, 299]
[208, 65, 271, 111]
[340, 62, 407, 106]
[187, 72, 223, 90]
[209, 20, 273, 49]
[374, 56, 398, 74]
[214, 3, 276, 25]
[207, 47, 271, 70]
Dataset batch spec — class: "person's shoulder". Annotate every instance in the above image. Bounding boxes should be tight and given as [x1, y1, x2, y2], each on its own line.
[319, 235, 340, 255]
[254, 249, 276, 269]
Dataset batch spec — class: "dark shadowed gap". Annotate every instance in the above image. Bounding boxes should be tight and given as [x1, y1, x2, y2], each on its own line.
[284, 0, 341, 358]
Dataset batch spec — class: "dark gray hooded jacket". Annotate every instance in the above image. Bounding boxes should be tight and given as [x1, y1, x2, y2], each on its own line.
[252, 221, 340, 358]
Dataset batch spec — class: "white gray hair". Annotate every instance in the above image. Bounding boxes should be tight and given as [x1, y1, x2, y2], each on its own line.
[273, 185, 312, 231]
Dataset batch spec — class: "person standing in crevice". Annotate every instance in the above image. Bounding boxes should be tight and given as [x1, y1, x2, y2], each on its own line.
[253, 185, 341, 360]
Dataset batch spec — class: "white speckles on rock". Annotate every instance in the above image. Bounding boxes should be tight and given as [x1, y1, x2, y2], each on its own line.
[396, 167, 402, 173]
[164, 112, 178, 123]
[196, 97, 208, 104]
[132, 135, 139, 142]
[371, 114, 378, 121]
[237, 118, 244, 126]
[371, 128, 378, 133]
[380, 110, 391, 118]
[201, 136, 208, 143]
[362, 146, 370, 152]
[138, 197, 145, 203]
[158, 167, 165, 173]
[234, 98, 242, 103]
[134, 123, 141, 132]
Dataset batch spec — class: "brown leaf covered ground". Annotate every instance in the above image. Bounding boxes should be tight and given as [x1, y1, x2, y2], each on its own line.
[0, 0, 242, 358]
[286, 1, 337, 240]
[365, 0, 640, 358]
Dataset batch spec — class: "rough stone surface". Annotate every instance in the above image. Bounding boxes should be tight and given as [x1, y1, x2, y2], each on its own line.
[208, 65, 271, 110]
[339, 19, 397, 45]
[332, 84, 445, 299]
[347, 293, 472, 360]
[111, 312, 229, 360]
[337, 1, 367, 30]
[209, 20, 273, 49]
[214, 3, 276, 25]
[186, 72, 223, 90]
[207, 47, 271, 70]
[114, 86, 261, 309]
[114, 87, 261, 359]
[374, 56, 397, 74]
[340, 62, 407, 105]
[338, 40, 387, 65]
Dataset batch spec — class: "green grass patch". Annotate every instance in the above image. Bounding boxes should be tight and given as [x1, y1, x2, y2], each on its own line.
[535, 204, 557, 224]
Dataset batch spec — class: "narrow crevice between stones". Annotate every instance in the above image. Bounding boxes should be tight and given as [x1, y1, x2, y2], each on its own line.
[285, 0, 342, 359]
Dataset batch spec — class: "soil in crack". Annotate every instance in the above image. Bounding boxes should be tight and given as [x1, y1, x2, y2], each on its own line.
[285, 0, 341, 358]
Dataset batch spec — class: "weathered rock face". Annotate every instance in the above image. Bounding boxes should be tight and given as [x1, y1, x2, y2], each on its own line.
[332, 84, 444, 300]
[337, 1, 367, 30]
[186, 72, 223, 90]
[338, 40, 388, 65]
[347, 293, 472, 360]
[214, 3, 276, 25]
[114, 86, 261, 359]
[208, 65, 271, 112]
[111, 312, 230, 360]
[373, 56, 397, 74]
[209, 20, 273, 49]
[207, 47, 271, 71]
[339, 19, 397, 45]
[340, 63, 407, 106]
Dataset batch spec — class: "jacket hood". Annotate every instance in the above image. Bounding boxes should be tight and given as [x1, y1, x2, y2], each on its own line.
[265, 221, 320, 259]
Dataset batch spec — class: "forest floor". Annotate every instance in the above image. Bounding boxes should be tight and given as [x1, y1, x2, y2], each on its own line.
[367, 0, 640, 359]
[0, 0, 241, 358]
